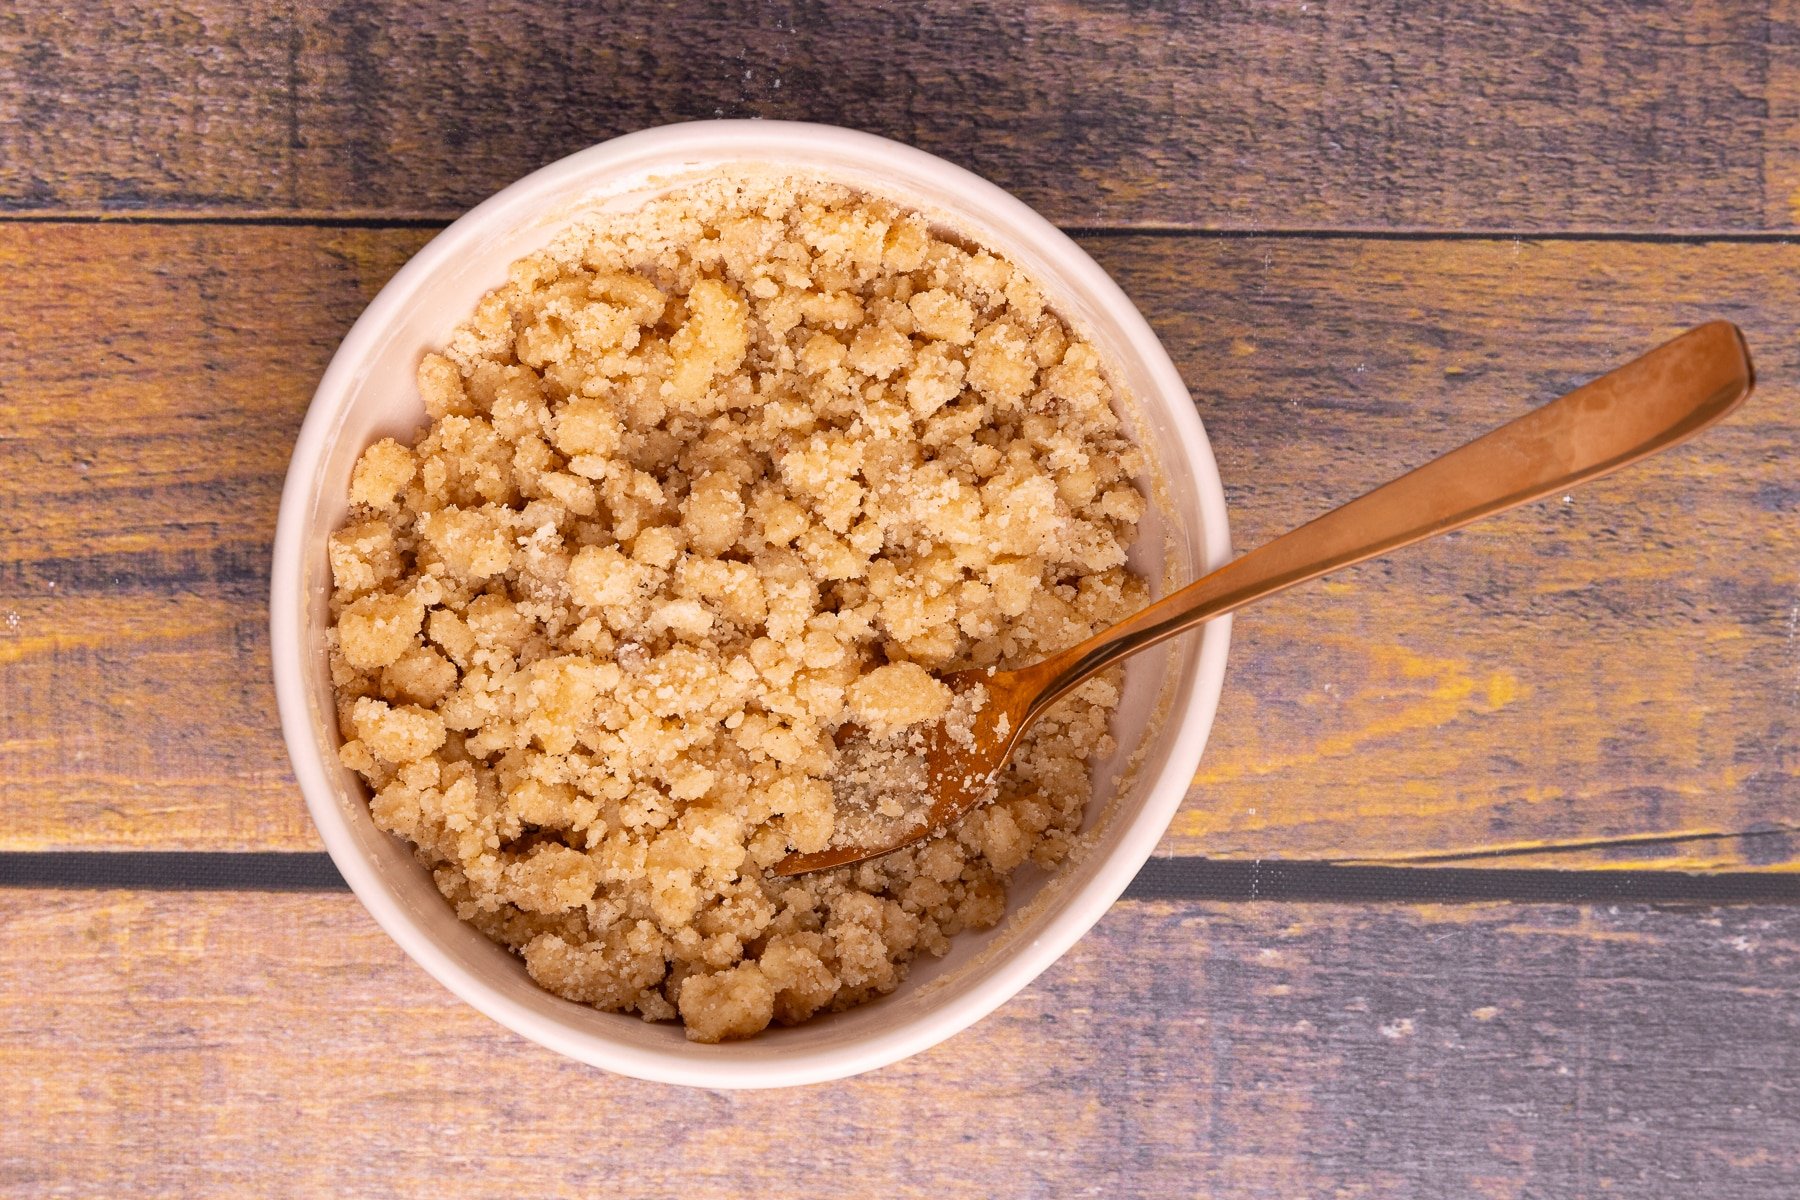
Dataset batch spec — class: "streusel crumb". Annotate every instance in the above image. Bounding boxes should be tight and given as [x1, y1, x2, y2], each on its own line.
[327, 174, 1149, 1041]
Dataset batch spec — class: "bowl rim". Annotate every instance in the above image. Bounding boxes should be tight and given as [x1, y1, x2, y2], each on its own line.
[270, 119, 1232, 1088]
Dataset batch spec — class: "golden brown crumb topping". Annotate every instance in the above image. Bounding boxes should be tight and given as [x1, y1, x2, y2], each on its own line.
[327, 174, 1149, 1041]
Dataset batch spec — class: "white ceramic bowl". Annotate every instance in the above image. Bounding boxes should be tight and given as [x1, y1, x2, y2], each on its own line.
[271, 121, 1231, 1088]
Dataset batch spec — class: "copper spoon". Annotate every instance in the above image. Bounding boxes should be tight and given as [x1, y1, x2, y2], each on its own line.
[774, 321, 1755, 876]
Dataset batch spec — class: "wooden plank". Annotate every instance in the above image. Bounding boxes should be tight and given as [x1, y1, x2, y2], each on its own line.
[0, 0, 1795, 231]
[1, 891, 1796, 1197]
[2, 224, 1796, 866]
[1142, 238, 1800, 870]
[0, 226, 426, 851]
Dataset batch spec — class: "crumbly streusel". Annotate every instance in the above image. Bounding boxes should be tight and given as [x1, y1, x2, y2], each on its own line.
[327, 174, 1150, 1041]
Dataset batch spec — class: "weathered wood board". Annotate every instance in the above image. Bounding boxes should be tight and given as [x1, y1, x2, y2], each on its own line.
[2, 225, 1794, 866]
[1, 1, 1796, 231]
[2, 892, 1796, 1198]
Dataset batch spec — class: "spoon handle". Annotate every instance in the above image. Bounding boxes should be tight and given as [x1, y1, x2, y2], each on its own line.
[1025, 320, 1755, 720]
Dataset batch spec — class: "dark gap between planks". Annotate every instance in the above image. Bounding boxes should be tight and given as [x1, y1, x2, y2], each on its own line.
[0, 211, 1797, 245]
[1, 852, 1796, 904]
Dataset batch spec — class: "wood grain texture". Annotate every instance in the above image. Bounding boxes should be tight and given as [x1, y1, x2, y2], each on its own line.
[1, 0, 1797, 231]
[1147, 238, 1800, 870]
[0, 226, 423, 850]
[1149, 227, 1800, 871]
[1, 891, 1796, 1198]
[2, 224, 1795, 865]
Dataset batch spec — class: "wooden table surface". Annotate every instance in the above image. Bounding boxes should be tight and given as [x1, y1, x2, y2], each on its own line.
[2, 3, 1797, 1196]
